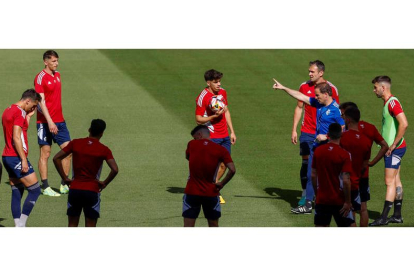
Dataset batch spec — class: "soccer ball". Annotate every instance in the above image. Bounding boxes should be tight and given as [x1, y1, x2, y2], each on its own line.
[209, 95, 226, 113]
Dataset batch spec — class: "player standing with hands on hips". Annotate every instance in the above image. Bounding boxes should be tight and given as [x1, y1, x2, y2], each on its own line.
[34, 50, 72, 197]
[195, 69, 236, 204]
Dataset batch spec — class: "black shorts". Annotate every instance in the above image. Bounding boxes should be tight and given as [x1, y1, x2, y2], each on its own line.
[182, 194, 221, 220]
[67, 189, 101, 219]
[359, 178, 370, 202]
[314, 204, 355, 227]
[351, 189, 361, 211]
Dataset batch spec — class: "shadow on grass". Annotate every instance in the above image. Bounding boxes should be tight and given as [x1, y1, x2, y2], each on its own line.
[367, 209, 381, 220]
[0, 218, 5, 227]
[263, 187, 302, 208]
[166, 187, 185, 194]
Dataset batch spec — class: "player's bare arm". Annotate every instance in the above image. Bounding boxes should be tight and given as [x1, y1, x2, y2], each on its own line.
[315, 134, 328, 143]
[98, 159, 119, 191]
[53, 150, 72, 185]
[368, 140, 389, 167]
[25, 109, 36, 125]
[292, 102, 304, 144]
[215, 162, 236, 191]
[340, 172, 352, 217]
[38, 92, 58, 134]
[272, 79, 311, 105]
[225, 108, 237, 145]
[386, 112, 408, 156]
[195, 106, 227, 125]
[12, 126, 29, 173]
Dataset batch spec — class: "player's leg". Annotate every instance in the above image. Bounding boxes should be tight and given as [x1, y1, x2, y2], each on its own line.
[18, 171, 41, 227]
[292, 148, 314, 214]
[202, 196, 221, 227]
[333, 206, 355, 227]
[388, 166, 403, 223]
[314, 204, 331, 227]
[55, 123, 72, 194]
[37, 123, 59, 196]
[359, 178, 370, 227]
[350, 190, 361, 227]
[67, 189, 83, 227]
[85, 217, 98, 227]
[298, 132, 313, 206]
[212, 137, 231, 204]
[182, 194, 201, 227]
[82, 190, 100, 227]
[9, 178, 25, 227]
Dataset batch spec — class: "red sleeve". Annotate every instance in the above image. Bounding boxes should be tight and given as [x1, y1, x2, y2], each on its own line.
[186, 141, 191, 160]
[62, 141, 73, 153]
[105, 147, 114, 160]
[34, 74, 44, 93]
[388, 99, 404, 117]
[369, 124, 385, 144]
[13, 111, 25, 128]
[332, 86, 340, 104]
[195, 95, 207, 116]
[222, 89, 228, 106]
[221, 148, 233, 164]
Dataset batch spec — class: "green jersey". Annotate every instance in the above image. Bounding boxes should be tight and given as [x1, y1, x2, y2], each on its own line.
[382, 96, 404, 148]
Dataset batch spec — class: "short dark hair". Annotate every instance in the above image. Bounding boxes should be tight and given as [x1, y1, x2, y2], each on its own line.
[190, 125, 210, 136]
[328, 123, 342, 140]
[90, 119, 106, 136]
[344, 106, 360, 123]
[21, 89, 41, 102]
[372, 75, 391, 85]
[315, 82, 332, 96]
[43, 50, 59, 60]
[204, 69, 223, 82]
[309, 60, 325, 72]
[339, 102, 358, 111]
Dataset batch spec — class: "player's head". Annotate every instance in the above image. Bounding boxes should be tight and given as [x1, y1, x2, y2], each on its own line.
[339, 102, 358, 113]
[372, 76, 391, 99]
[328, 123, 342, 140]
[343, 106, 360, 127]
[43, 50, 59, 71]
[20, 89, 41, 113]
[89, 119, 106, 138]
[309, 60, 325, 83]
[204, 69, 223, 94]
[191, 125, 210, 140]
[314, 82, 332, 105]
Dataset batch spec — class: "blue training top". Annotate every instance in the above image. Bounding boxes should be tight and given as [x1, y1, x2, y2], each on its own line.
[309, 98, 344, 149]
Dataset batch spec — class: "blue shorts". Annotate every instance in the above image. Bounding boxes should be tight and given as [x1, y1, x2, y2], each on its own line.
[299, 132, 315, 156]
[37, 122, 71, 146]
[384, 147, 406, 169]
[67, 189, 101, 219]
[211, 136, 231, 154]
[182, 194, 221, 220]
[2, 156, 35, 179]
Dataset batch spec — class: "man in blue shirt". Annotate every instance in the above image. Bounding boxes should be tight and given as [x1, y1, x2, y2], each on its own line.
[272, 79, 345, 214]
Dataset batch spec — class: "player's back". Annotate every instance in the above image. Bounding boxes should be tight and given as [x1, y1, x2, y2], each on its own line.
[340, 130, 371, 189]
[2, 105, 28, 157]
[67, 137, 113, 192]
[313, 143, 352, 205]
[185, 139, 232, 196]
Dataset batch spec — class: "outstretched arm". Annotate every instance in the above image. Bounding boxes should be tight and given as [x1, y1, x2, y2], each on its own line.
[272, 79, 311, 105]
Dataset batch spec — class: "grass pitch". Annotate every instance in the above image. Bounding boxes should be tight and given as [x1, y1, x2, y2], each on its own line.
[0, 49, 412, 227]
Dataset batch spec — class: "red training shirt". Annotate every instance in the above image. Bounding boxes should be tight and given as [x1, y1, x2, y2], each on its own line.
[185, 139, 233, 197]
[195, 88, 229, 139]
[34, 70, 65, 123]
[62, 137, 114, 193]
[298, 81, 339, 134]
[312, 143, 352, 206]
[358, 120, 385, 178]
[2, 104, 29, 157]
[340, 129, 372, 190]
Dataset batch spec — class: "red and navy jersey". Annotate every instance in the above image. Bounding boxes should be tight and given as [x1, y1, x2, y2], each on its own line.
[2, 104, 29, 157]
[62, 137, 114, 193]
[34, 70, 65, 124]
[358, 120, 385, 178]
[298, 81, 339, 134]
[195, 88, 228, 139]
[340, 130, 372, 190]
[385, 96, 406, 149]
[312, 143, 352, 206]
[185, 139, 233, 197]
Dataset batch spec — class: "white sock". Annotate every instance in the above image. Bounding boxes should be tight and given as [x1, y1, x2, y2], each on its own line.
[14, 218, 20, 227]
[18, 214, 28, 227]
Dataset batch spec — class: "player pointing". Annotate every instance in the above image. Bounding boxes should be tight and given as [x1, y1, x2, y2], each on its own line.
[273, 78, 344, 214]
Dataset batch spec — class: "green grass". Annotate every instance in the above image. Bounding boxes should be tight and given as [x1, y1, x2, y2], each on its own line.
[0, 50, 412, 227]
